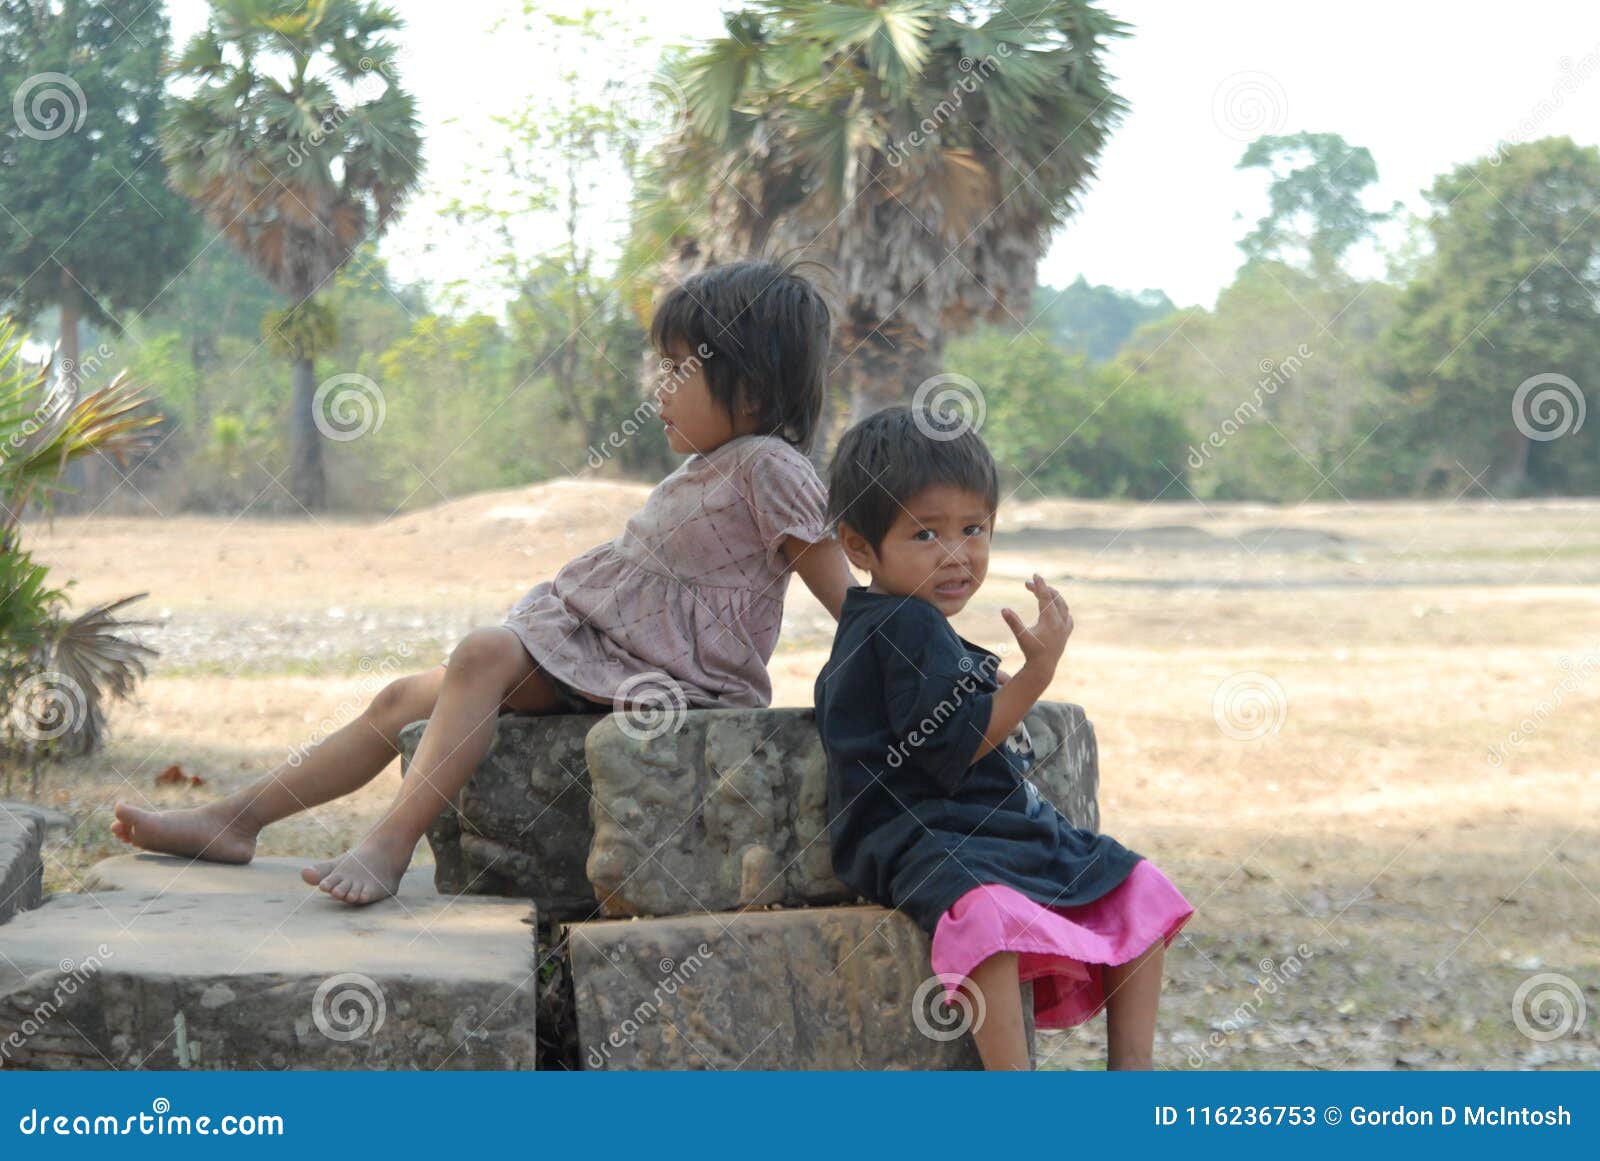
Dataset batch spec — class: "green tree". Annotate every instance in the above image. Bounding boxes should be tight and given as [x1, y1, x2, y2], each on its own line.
[1237, 131, 1397, 280]
[1121, 261, 1401, 501]
[1032, 276, 1175, 363]
[449, 6, 667, 481]
[639, 0, 1132, 436]
[946, 325, 1190, 499]
[1386, 137, 1600, 495]
[0, 0, 197, 369]
[161, 0, 424, 510]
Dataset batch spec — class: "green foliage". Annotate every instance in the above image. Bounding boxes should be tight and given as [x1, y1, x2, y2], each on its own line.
[0, 0, 198, 334]
[1237, 132, 1398, 278]
[946, 326, 1192, 499]
[1385, 136, 1600, 495]
[1032, 277, 1176, 363]
[1117, 262, 1402, 502]
[0, 319, 156, 787]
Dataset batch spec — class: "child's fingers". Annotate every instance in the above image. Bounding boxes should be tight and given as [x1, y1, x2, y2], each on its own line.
[1001, 607, 1027, 640]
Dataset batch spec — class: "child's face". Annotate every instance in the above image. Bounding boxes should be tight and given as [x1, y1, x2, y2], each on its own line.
[840, 484, 994, 617]
[652, 340, 755, 455]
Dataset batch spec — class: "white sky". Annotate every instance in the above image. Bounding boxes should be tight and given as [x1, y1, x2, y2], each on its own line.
[167, 0, 1600, 312]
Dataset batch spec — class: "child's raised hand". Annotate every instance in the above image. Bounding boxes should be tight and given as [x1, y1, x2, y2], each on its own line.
[1000, 573, 1072, 673]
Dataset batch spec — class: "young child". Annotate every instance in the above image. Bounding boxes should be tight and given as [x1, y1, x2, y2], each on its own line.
[814, 406, 1193, 1070]
[113, 258, 857, 905]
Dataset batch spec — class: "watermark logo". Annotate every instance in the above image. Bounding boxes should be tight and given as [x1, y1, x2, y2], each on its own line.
[1511, 972, 1587, 1042]
[912, 973, 985, 1041]
[9, 671, 89, 743]
[311, 972, 387, 1041]
[912, 373, 985, 440]
[13, 72, 87, 141]
[1512, 373, 1585, 442]
[313, 373, 386, 442]
[1211, 671, 1287, 740]
[613, 671, 688, 740]
[1211, 71, 1288, 142]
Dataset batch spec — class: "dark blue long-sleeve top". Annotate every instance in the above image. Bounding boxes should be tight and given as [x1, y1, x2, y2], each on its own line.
[815, 585, 1143, 934]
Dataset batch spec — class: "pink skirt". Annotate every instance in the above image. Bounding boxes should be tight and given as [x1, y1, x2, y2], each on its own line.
[930, 859, 1194, 1029]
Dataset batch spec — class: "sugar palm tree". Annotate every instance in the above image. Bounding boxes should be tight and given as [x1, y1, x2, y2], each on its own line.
[0, 321, 160, 788]
[160, 0, 423, 510]
[632, 0, 1130, 436]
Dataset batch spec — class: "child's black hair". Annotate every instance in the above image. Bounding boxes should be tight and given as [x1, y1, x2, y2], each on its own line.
[825, 405, 1000, 551]
[649, 257, 832, 453]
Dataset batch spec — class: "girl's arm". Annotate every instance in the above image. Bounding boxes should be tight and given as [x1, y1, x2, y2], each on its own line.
[783, 534, 856, 621]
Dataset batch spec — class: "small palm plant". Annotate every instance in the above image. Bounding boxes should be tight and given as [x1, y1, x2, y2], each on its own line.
[0, 320, 161, 795]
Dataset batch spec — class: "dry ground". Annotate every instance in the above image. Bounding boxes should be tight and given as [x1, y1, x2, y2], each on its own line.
[13, 483, 1599, 1070]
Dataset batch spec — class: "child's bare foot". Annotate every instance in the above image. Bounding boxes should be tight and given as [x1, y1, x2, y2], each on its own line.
[300, 836, 413, 905]
[111, 801, 259, 864]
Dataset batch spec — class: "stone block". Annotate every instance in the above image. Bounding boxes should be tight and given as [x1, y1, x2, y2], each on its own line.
[569, 904, 1035, 1069]
[0, 854, 538, 1070]
[0, 804, 46, 926]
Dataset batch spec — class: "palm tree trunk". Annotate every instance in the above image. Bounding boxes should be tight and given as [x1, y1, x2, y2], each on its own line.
[840, 326, 946, 429]
[57, 268, 89, 513]
[289, 353, 326, 510]
[1492, 426, 1532, 497]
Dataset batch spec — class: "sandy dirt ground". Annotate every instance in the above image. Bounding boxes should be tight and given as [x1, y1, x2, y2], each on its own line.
[14, 482, 1599, 1070]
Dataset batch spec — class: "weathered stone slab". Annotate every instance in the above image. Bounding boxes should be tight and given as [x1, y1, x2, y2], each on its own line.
[401, 712, 605, 920]
[410, 702, 1100, 921]
[569, 904, 1033, 1070]
[0, 854, 537, 1070]
[80, 853, 436, 897]
[0, 804, 46, 926]
[586, 702, 1101, 918]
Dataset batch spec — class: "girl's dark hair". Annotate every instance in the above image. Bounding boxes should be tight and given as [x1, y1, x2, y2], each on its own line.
[648, 257, 832, 453]
[825, 405, 1000, 551]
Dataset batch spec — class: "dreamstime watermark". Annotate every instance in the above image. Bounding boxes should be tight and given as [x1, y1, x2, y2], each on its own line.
[0, 344, 107, 469]
[884, 652, 1004, 769]
[1485, 646, 1599, 767]
[12, 71, 87, 141]
[1511, 372, 1586, 442]
[1211, 671, 1288, 741]
[311, 972, 387, 1042]
[0, 945, 113, 1064]
[911, 373, 985, 441]
[1489, 42, 1600, 165]
[8, 671, 89, 745]
[585, 943, 713, 1068]
[1187, 344, 1313, 469]
[1183, 943, 1317, 1068]
[1511, 972, 1588, 1042]
[615, 71, 688, 135]
[587, 342, 714, 468]
[313, 373, 386, 441]
[884, 45, 1012, 167]
[612, 670, 689, 741]
[286, 643, 416, 767]
[285, 56, 393, 167]
[912, 972, 986, 1041]
[1211, 71, 1289, 142]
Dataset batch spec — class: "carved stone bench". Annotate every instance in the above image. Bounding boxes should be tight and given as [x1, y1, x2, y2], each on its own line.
[400, 702, 1101, 1069]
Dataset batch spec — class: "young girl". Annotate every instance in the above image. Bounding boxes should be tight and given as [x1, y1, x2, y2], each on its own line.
[113, 259, 857, 906]
[814, 406, 1194, 1070]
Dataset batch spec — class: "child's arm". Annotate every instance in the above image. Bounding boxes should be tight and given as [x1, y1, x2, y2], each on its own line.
[784, 534, 856, 621]
[967, 573, 1073, 763]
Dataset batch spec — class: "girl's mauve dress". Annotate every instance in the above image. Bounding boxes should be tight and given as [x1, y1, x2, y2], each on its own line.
[501, 433, 830, 707]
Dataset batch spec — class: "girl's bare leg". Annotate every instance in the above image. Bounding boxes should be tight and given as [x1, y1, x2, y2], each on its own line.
[112, 663, 449, 863]
[1104, 938, 1167, 1070]
[964, 952, 1032, 1070]
[301, 627, 569, 905]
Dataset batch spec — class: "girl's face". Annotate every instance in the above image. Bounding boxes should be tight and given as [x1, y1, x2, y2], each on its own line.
[839, 484, 994, 618]
[652, 340, 757, 455]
